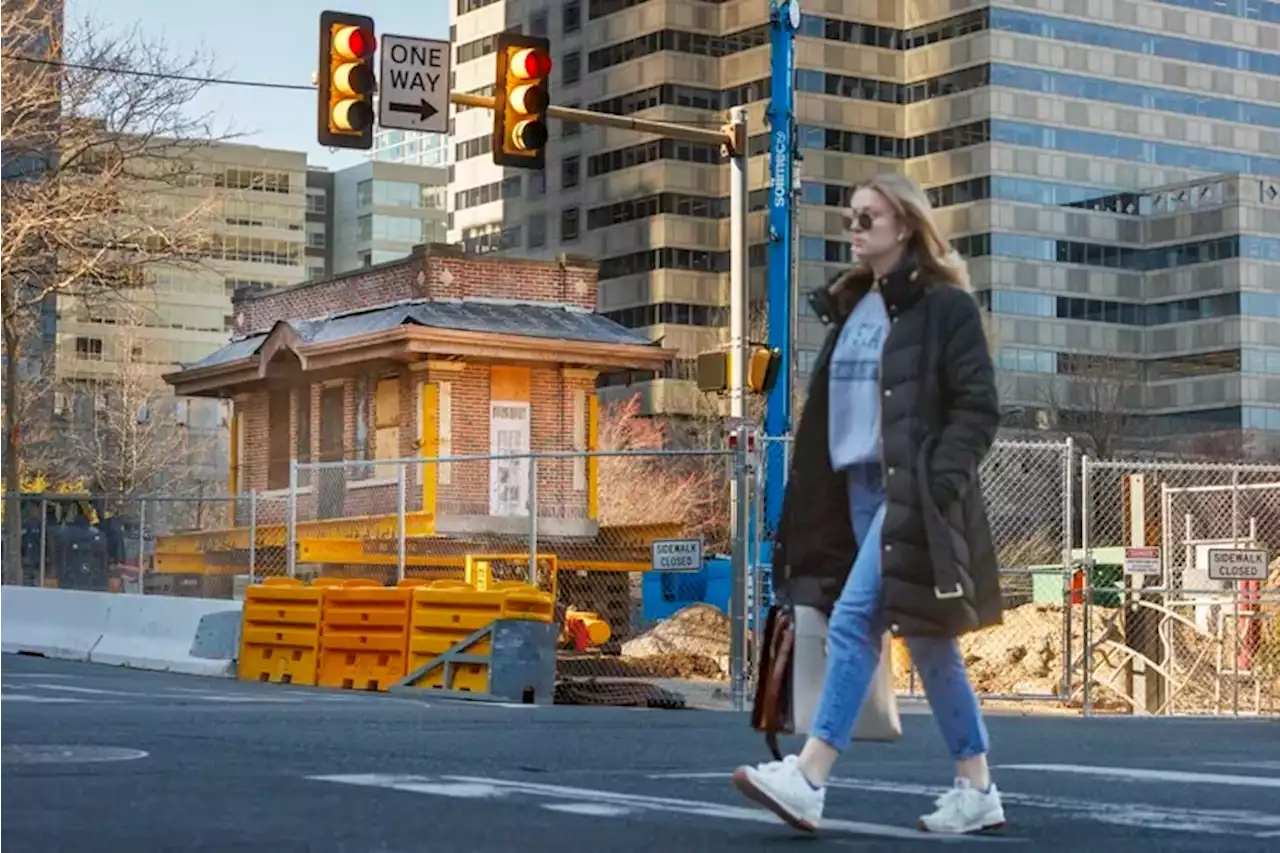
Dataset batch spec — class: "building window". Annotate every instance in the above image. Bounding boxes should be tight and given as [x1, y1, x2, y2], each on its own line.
[74, 337, 103, 360]
[562, 50, 581, 85]
[528, 213, 547, 249]
[267, 389, 291, 490]
[530, 10, 549, 35]
[296, 385, 312, 486]
[561, 207, 580, 242]
[529, 171, 546, 198]
[562, 155, 580, 190]
[563, 0, 582, 34]
[355, 375, 402, 480]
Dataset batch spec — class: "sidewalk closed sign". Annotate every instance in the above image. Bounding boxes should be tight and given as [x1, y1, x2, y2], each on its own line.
[651, 539, 703, 572]
[1123, 546, 1161, 576]
[1207, 548, 1270, 582]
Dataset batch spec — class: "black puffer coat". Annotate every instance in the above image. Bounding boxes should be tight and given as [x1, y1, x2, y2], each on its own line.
[771, 260, 1003, 638]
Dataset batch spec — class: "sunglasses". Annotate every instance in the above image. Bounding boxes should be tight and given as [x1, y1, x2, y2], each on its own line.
[849, 210, 877, 232]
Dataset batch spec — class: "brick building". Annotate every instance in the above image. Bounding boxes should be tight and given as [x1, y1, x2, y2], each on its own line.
[163, 244, 673, 539]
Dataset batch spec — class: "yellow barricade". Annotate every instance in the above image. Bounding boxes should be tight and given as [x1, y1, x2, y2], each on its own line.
[406, 581, 554, 693]
[239, 579, 324, 686]
[317, 585, 414, 691]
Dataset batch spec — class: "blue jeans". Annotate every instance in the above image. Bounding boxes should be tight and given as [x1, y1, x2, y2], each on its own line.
[809, 463, 990, 761]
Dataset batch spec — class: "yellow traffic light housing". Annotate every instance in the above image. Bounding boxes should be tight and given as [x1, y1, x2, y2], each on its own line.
[747, 347, 782, 394]
[493, 33, 551, 169]
[318, 10, 377, 150]
[695, 347, 782, 394]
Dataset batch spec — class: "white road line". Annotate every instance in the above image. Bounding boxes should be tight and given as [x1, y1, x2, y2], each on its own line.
[1203, 761, 1280, 773]
[646, 772, 1280, 838]
[543, 803, 633, 817]
[1, 673, 79, 679]
[999, 764, 1280, 790]
[33, 684, 139, 696]
[308, 773, 992, 842]
[1, 694, 86, 703]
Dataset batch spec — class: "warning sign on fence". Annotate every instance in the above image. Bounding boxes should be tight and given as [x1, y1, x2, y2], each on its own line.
[1123, 546, 1161, 576]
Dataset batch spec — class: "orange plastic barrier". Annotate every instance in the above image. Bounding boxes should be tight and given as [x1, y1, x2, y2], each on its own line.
[405, 581, 554, 692]
[239, 579, 324, 686]
[317, 585, 414, 691]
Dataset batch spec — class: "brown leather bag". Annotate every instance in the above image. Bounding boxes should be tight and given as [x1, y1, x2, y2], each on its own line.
[750, 605, 796, 760]
[751, 603, 902, 759]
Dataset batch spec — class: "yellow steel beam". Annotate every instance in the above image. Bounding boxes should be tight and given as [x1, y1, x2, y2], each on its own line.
[154, 511, 436, 556]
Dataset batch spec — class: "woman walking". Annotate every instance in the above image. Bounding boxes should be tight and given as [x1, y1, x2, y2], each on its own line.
[733, 173, 1005, 836]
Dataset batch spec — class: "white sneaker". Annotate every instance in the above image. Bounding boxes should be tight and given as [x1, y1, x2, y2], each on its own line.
[918, 777, 1006, 834]
[732, 755, 825, 833]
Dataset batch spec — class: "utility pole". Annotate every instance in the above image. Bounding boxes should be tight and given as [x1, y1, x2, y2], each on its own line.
[763, 0, 800, 577]
[727, 105, 750, 712]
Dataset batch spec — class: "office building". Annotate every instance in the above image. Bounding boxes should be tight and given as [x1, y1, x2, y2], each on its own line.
[55, 142, 309, 386]
[327, 159, 450, 273]
[447, 0, 1279, 451]
[372, 124, 451, 168]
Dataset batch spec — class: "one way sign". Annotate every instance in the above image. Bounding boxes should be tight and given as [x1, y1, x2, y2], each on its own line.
[378, 34, 450, 134]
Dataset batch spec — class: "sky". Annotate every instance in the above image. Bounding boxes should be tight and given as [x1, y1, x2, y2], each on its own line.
[67, 0, 451, 170]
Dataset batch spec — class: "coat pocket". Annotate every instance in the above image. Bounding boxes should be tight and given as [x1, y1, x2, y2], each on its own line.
[915, 437, 976, 606]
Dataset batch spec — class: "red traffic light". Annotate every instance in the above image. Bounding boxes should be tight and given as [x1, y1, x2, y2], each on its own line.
[511, 47, 552, 80]
[334, 24, 374, 59]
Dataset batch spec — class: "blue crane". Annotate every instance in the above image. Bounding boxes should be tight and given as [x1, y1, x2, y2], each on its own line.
[761, 1, 799, 588]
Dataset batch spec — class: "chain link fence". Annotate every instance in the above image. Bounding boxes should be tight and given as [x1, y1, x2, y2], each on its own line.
[9, 435, 1276, 718]
[1079, 458, 1280, 716]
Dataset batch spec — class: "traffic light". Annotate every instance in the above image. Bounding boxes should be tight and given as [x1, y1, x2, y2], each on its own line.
[747, 347, 782, 394]
[493, 33, 552, 169]
[318, 10, 377, 150]
[695, 347, 782, 394]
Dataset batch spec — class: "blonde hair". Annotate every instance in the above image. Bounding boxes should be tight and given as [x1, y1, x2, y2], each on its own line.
[834, 171, 995, 351]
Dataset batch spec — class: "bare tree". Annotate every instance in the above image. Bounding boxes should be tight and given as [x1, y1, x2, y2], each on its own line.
[1033, 356, 1143, 459]
[59, 301, 217, 502]
[1, 2, 225, 580]
[596, 394, 730, 550]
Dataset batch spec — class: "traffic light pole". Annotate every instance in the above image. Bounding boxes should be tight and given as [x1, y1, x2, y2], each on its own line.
[451, 90, 753, 709]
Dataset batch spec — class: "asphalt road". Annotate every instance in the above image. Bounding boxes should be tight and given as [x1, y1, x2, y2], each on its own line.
[3, 655, 1278, 852]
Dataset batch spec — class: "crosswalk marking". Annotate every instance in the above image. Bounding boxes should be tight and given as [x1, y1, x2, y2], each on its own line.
[999, 764, 1280, 790]
[646, 771, 1280, 838]
[308, 773, 990, 842]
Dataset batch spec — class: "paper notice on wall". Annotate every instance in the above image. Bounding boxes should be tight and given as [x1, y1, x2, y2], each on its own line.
[490, 401, 531, 517]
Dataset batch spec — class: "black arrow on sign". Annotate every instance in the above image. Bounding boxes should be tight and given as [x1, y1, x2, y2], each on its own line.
[388, 99, 438, 122]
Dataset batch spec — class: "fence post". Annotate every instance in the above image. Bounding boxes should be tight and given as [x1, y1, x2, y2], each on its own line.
[1080, 454, 1093, 718]
[1061, 437, 1075, 701]
[527, 456, 539, 585]
[730, 428, 751, 713]
[286, 460, 298, 578]
[397, 462, 407, 583]
[37, 497, 48, 588]
[1231, 465, 1241, 717]
[137, 498, 147, 595]
[248, 490, 257, 585]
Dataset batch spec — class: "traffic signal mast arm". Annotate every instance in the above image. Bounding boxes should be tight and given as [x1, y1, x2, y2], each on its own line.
[450, 91, 747, 156]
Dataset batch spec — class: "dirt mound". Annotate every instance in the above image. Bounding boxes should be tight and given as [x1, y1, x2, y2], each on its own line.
[621, 604, 730, 677]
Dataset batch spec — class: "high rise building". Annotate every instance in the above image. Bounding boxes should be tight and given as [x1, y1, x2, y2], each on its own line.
[447, 0, 1280, 451]
[372, 124, 451, 168]
[56, 142, 310, 388]
[326, 160, 450, 273]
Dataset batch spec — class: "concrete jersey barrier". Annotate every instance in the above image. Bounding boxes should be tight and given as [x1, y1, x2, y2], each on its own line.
[2, 587, 243, 677]
[1, 587, 112, 660]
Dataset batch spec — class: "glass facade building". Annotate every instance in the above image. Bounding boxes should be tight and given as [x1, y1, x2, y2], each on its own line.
[448, 0, 1280, 450]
